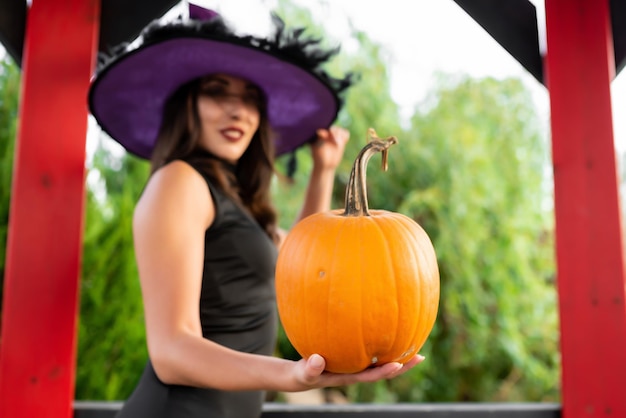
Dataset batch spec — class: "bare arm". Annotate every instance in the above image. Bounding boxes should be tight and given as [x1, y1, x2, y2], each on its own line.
[133, 160, 423, 392]
[295, 126, 350, 222]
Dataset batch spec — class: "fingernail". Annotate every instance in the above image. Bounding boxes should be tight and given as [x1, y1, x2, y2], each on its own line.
[417, 355, 426, 361]
[309, 354, 324, 369]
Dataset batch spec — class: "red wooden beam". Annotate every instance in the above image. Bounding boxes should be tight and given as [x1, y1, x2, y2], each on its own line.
[0, 0, 100, 417]
[544, 0, 626, 416]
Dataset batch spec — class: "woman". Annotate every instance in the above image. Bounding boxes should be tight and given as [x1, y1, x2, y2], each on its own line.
[88, 5, 424, 417]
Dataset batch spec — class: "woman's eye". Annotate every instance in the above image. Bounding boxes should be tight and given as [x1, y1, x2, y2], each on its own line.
[200, 86, 227, 97]
[199, 85, 262, 108]
[243, 93, 261, 105]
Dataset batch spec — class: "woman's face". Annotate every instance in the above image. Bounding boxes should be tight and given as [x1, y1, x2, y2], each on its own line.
[196, 74, 262, 162]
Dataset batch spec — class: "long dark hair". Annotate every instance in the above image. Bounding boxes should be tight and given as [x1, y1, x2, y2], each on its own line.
[149, 78, 279, 243]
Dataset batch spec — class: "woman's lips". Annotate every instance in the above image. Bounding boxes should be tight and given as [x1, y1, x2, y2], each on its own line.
[220, 128, 244, 142]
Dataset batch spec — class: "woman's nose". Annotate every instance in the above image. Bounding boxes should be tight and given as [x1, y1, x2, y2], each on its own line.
[220, 95, 250, 117]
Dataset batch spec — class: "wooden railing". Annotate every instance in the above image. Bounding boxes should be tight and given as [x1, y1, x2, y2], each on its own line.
[73, 401, 561, 417]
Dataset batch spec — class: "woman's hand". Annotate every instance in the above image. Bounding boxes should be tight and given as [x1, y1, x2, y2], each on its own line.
[311, 126, 350, 171]
[294, 126, 350, 221]
[287, 353, 425, 391]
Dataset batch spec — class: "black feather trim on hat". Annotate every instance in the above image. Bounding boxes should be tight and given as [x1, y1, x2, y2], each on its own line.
[96, 12, 357, 109]
[89, 8, 358, 164]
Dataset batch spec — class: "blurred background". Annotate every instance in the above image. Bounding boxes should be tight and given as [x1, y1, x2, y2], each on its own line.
[2, 0, 624, 405]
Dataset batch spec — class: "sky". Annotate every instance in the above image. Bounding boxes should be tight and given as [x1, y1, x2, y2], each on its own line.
[198, 0, 626, 155]
[2, 0, 625, 155]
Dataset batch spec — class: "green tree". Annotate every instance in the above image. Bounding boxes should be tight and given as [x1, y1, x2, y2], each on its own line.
[0, 56, 20, 313]
[1, 2, 558, 403]
[76, 139, 150, 399]
[348, 75, 558, 403]
[270, 0, 406, 368]
[271, 1, 403, 228]
[268, 2, 558, 404]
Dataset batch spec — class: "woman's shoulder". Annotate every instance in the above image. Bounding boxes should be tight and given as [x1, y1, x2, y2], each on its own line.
[148, 160, 208, 193]
[134, 160, 214, 227]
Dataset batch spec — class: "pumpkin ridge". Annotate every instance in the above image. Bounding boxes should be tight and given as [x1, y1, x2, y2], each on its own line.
[369, 215, 400, 362]
[349, 217, 369, 371]
[401, 215, 438, 353]
[403, 219, 427, 357]
[325, 216, 350, 368]
[357, 218, 379, 368]
[416, 217, 440, 342]
[356, 220, 367, 367]
[306, 213, 342, 362]
[322, 216, 368, 372]
[382, 214, 423, 362]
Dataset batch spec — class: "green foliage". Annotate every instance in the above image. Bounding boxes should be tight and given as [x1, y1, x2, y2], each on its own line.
[271, 1, 558, 404]
[272, 0, 403, 228]
[0, 2, 558, 404]
[0, 56, 20, 311]
[346, 75, 558, 403]
[75, 139, 150, 400]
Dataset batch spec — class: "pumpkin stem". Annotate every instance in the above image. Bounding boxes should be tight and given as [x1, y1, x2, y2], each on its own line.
[343, 128, 398, 217]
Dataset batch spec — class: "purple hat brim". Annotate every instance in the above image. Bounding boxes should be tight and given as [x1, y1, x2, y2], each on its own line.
[88, 37, 340, 159]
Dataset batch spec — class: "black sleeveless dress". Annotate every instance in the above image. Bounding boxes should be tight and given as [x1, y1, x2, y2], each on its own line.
[116, 155, 279, 418]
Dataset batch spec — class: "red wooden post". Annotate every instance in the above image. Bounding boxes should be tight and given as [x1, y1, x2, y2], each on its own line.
[0, 0, 100, 417]
[544, 0, 626, 416]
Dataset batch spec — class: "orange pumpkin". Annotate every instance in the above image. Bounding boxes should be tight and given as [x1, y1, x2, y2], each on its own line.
[276, 129, 440, 374]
